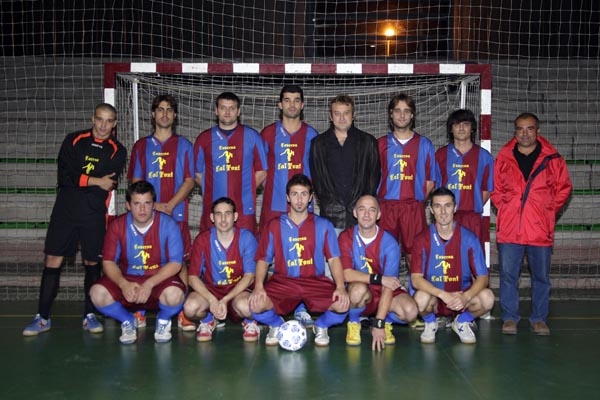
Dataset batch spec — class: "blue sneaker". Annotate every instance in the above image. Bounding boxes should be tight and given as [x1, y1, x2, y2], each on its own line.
[82, 313, 104, 333]
[23, 314, 51, 336]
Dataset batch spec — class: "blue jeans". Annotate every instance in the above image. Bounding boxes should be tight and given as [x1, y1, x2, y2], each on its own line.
[498, 243, 552, 323]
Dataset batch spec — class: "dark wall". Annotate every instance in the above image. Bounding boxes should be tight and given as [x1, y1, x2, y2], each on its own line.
[1, 0, 598, 60]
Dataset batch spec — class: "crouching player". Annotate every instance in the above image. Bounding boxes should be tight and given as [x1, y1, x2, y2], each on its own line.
[340, 195, 418, 351]
[249, 174, 350, 347]
[90, 181, 186, 344]
[411, 187, 494, 344]
[183, 197, 259, 342]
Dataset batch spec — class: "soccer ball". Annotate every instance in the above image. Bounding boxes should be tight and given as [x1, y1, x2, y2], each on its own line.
[277, 320, 307, 351]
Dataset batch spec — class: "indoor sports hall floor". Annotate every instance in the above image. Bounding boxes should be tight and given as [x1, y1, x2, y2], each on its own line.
[1, 300, 599, 400]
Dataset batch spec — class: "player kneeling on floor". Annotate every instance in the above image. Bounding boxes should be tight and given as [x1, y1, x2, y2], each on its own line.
[411, 188, 494, 344]
[90, 181, 186, 344]
[182, 197, 259, 343]
[248, 174, 350, 347]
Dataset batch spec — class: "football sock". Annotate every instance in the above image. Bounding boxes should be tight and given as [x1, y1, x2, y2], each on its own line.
[157, 301, 183, 321]
[456, 311, 475, 323]
[386, 312, 407, 325]
[252, 309, 283, 327]
[315, 310, 347, 328]
[97, 302, 134, 324]
[38, 267, 61, 320]
[83, 264, 102, 316]
[294, 303, 308, 314]
[201, 312, 214, 324]
[423, 312, 436, 323]
[348, 306, 366, 323]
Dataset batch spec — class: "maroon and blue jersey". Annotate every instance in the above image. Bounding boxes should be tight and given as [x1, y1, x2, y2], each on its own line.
[261, 121, 318, 213]
[103, 212, 184, 276]
[339, 226, 401, 277]
[436, 144, 494, 214]
[377, 132, 439, 201]
[194, 124, 267, 217]
[411, 223, 487, 293]
[188, 227, 257, 286]
[257, 213, 339, 278]
[127, 134, 194, 223]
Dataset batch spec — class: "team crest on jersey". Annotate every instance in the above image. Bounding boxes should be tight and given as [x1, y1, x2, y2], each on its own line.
[432, 255, 459, 283]
[287, 237, 314, 268]
[132, 244, 159, 271]
[390, 155, 413, 181]
[82, 155, 100, 174]
[216, 145, 241, 172]
[217, 260, 240, 285]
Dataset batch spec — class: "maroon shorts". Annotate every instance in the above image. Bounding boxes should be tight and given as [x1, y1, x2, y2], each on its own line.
[362, 285, 409, 316]
[264, 275, 337, 315]
[379, 199, 427, 255]
[204, 283, 252, 321]
[95, 274, 186, 310]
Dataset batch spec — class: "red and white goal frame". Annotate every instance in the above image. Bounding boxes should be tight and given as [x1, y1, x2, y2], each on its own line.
[104, 62, 492, 265]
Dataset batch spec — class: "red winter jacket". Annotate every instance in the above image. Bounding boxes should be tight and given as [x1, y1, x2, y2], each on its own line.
[491, 135, 572, 246]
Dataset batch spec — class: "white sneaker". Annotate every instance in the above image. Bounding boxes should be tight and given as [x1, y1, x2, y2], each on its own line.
[313, 325, 330, 346]
[294, 310, 314, 327]
[119, 320, 137, 344]
[420, 321, 437, 343]
[154, 319, 172, 343]
[452, 319, 476, 344]
[265, 326, 280, 346]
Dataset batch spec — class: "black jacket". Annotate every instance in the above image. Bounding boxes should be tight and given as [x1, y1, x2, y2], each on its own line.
[309, 125, 381, 229]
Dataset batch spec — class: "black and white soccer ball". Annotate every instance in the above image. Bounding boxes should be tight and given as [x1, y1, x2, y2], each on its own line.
[277, 320, 308, 351]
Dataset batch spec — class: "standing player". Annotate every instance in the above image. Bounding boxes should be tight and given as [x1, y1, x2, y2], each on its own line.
[259, 84, 319, 327]
[183, 197, 259, 342]
[90, 181, 186, 344]
[377, 93, 439, 266]
[248, 174, 350, 346]
[411, 188, 494, 344]
[127, 94, 196, 331]
[194, 92, 267, 235]
[340, 195, 418, 351]
[492, 113, 572, 336]
[259, 85, 318, 232]
[435, 109, 493, 249]
[23, 103, 127, 336]
[310, 94, 380, 233]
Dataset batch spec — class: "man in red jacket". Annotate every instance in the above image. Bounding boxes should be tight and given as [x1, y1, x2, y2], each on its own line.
[491, 113, 572, 336]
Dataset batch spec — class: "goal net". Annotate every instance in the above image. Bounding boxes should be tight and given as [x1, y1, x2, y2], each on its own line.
[109, 62, 490, 277]
[0, 2, 598, 302]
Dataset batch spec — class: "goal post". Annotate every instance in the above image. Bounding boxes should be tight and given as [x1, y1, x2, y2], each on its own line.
[104, 62, 492, 262]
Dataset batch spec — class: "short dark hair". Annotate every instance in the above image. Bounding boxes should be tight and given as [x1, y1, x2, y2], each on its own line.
[446, 109, 477, 143]
[151, 94, 178, 130]
[514, 112, 540, 128]
[280, 85, 304, 102]
[286, 173, 313, 196]
[211, 197, 237, 213]
[215, 92, 241, 108]
[387, 94, 416, 130]
[429, 187, 456, 206]
[279, 85, 305, 120]
[126, 180, 156, 203]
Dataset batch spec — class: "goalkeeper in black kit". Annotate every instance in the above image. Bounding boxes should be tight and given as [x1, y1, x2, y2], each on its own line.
[23, 103, 127, 337]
